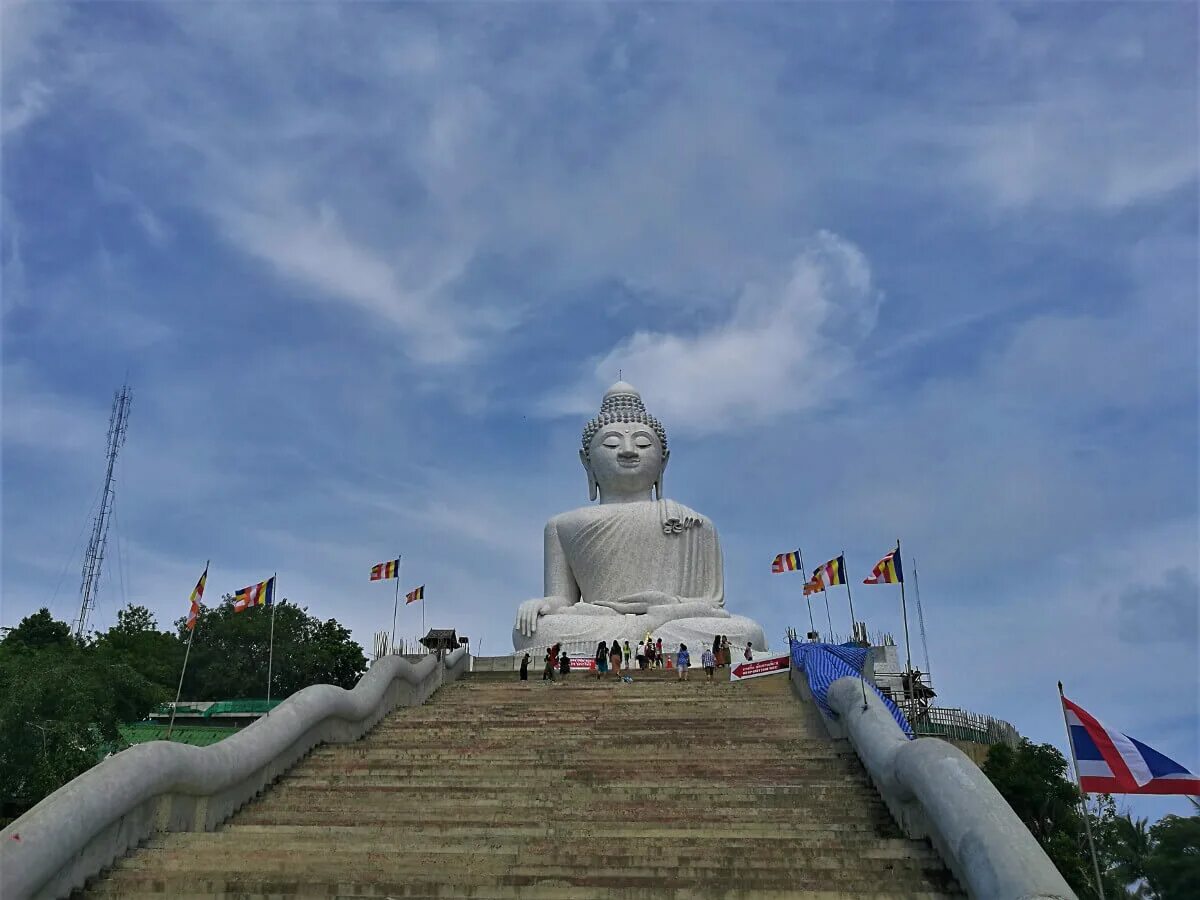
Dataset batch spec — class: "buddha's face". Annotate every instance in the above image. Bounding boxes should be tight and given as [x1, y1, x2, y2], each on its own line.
[586, 423, 665, 496]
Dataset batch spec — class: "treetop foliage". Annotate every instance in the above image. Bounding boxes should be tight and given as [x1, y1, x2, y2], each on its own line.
[1, 602, 366, 821]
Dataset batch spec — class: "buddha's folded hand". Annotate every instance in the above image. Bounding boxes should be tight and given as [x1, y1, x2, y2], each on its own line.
[601, 590, 676, 614]
[643, 600, 731, 631]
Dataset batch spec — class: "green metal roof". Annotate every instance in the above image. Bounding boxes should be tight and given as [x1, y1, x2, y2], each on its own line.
[200, 699, 282, 718]
[118, 723, 235, 748]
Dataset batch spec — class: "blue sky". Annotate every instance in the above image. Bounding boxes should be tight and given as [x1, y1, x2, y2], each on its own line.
[3, 3, 1196, 820]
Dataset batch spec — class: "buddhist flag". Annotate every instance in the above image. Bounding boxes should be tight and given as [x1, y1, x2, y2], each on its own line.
[233, 576, 275, 613]
[405, 584, 425, 605]
[803, 576, 822, 596]
[770, 551, 802, 574]
[863, 546, 903, 585]
[370, 558, 400, 581]
[186, 563, 208, 631]
[817, 555, 847, 586]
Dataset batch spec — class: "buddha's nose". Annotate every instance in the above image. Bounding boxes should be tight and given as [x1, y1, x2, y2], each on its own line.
[618, 448, 639, 460]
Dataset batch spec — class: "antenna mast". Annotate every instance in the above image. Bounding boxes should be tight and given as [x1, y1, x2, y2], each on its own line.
[75, 383, 132, 641]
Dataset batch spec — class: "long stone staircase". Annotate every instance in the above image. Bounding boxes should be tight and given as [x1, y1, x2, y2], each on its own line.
[81, 669, 963, 898]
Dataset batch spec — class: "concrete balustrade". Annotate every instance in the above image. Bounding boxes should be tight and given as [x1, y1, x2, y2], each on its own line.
[0, 648, 470, 900]
[817, 674, 1077, 900]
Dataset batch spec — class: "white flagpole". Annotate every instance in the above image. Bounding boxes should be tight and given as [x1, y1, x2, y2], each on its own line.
[841, 552, 858, 642]
[897, 540, 913, 678]
[167, 561, 207, 741]
[819, 583, 834, 641]
[796, 549, 816, 636]
[390, 556, 402, 656]
[912, 559, 932, 683]
[1058, 681, 1107, 900]
[266, 574, 277, 708]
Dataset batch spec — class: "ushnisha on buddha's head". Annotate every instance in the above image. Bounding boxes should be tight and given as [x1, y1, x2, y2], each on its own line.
[579, 382, 669, 503]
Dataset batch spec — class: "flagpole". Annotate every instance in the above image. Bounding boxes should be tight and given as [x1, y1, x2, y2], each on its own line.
[167, 622, 196, 741]
[266, 573, 277, 708]
[897, 540, 913, 679]
[167, 561, 207, 741]
[796, 548, 816, 635]
[820, 585, 834, 640]
[842, 552, 858, 643]
[390, 557, 402, 656]
[1058, 681, 1107, 900]
[912, 559, 931, 683]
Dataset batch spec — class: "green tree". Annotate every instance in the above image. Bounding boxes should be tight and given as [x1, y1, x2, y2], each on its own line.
[983, 739, 1123, 898]
[95, 604, 185, 692]
[0, 620, 165, 818]
[1145, 814, 1200, 899]
[177, 597, 365, 701]
[2, 608, 74, 650]
[1111, 814, 1156, 897]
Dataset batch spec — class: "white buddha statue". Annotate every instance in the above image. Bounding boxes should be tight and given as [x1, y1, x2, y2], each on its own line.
[513, 382, 767, 653]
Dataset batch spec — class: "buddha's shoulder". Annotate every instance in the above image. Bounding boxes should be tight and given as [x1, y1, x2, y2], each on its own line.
[546, 499, 709, 531]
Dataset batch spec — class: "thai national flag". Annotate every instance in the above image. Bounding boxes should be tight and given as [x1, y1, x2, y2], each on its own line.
[1062, 694, 1200, 796]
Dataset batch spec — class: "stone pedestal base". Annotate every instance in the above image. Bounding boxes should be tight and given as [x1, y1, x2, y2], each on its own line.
[512, 612, 766, 655]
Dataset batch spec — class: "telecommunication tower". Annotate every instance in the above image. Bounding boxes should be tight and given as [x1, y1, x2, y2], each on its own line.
[74, 383, 132, 641]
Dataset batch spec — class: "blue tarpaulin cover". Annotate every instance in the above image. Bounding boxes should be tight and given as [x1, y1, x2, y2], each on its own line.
[790, 640, 913, 739]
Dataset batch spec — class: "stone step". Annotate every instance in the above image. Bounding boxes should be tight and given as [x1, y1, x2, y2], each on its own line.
[262, 782, 883, 801]
[84, 881, 960, 900]
[81, 673, 964, 898]
[90, 871, 957, 893]
[117, 849, 950, 868]
[148, 830, 923, 851]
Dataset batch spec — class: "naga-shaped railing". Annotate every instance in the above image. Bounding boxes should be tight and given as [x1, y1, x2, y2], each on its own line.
[1, 648, 471, 900]
[790, 640, 1077, 900]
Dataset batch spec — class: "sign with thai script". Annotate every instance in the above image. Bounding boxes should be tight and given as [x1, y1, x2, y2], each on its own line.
[730, 653, 790, 681]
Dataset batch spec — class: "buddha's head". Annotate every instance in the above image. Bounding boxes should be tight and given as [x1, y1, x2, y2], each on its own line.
[580, 382, 669, 502]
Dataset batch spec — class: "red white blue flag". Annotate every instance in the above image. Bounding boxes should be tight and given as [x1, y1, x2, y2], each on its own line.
[1062, 694, 1200, 795]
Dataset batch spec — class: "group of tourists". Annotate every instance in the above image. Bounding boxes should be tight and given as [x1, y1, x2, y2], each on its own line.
[518, 633, 749, 684]
[517, 644, 567, 682]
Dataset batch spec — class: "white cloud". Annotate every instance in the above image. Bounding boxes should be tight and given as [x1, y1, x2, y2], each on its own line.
[1, 0, 66, 134]
[553, 231, 879, 430]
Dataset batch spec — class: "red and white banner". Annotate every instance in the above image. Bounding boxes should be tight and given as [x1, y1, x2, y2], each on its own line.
[569, 657, 596, 671]
[730, 653, 790, 682]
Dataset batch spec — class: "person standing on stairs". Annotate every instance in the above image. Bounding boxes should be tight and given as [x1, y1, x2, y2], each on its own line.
[558, 648, 570, 680]
[542, 647, 555, 681]
[676, 643, 691, 680]
[595, 641, 609, 678]
[610, 638, 623, 676]
[520, 653, 530, 681]
[623, 640, 631, 668]
[701, 647, 716, 682]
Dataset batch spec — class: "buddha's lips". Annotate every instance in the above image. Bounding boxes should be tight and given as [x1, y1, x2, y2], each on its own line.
[618, 458, 641, 467]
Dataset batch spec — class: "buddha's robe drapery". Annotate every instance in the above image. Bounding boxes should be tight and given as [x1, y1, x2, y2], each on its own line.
[563, 499, 722, 610]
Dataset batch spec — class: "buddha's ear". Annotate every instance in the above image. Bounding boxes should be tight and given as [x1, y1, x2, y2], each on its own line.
[654, 449, 670, 501]
[579, 449, 599, 501]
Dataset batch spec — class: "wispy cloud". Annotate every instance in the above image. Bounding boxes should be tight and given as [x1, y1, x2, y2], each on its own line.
[2, 1, 1196, 822]
[550, 231, 879, 430]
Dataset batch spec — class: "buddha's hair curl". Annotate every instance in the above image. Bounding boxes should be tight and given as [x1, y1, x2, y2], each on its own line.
[581, 388, 668, 462]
